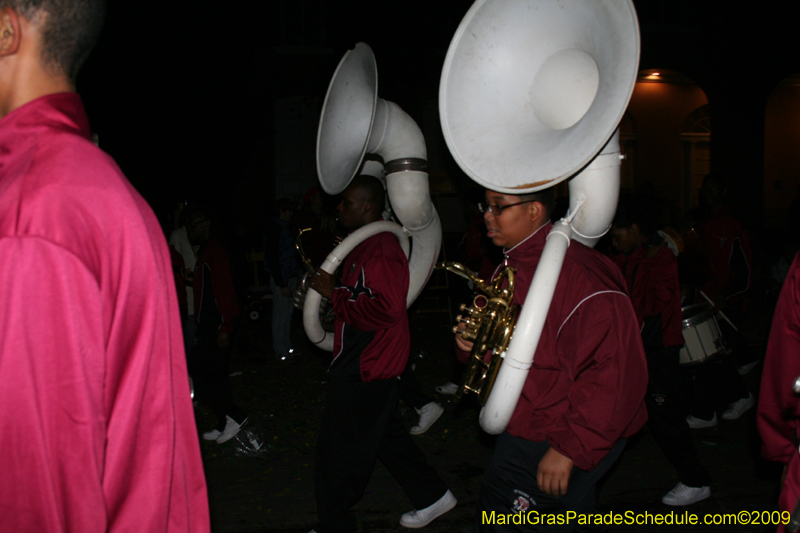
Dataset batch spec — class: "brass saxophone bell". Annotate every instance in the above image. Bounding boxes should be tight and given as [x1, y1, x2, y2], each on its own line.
[292, 228, 315, 312]
[436, 262, 520, 405]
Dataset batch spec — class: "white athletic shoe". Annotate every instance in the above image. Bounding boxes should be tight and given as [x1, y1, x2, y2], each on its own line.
[435, 382, 458, 395]
[410, 402, 444, 435]
[216, 416, 248, 444]
[662, 482, 710, 506]
[399, 489, 457, 528]
[686, 413, 718, 429]
[721, 393, 754, 420]
[202, 429, 221, 441]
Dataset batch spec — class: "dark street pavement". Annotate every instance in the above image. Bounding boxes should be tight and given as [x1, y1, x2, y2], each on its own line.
[194, 290, 783, 533]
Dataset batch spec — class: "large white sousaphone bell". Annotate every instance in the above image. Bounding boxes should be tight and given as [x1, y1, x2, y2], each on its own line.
[439, 0, 640, 433]
[304, 42, 442, 351]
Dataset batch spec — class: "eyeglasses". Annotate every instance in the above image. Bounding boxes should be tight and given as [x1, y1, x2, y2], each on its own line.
[478, 200, 533, 216]
[188, 219, 207, 228]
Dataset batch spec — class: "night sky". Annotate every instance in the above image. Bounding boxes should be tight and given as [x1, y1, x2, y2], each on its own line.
[73, 2, 475, 229]
[72, 1, 800, 234]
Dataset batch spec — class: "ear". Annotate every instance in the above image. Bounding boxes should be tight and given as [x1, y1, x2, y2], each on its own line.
[361, 196, 377, 218]
[527, 200, 547, 224]
[0, 8, 21, 57]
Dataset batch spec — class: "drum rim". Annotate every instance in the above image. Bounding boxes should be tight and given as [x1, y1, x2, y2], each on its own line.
[680, 303, 716, 328]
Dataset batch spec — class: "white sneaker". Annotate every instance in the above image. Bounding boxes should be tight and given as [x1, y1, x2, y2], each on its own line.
[737, 361, 759, 375]
[686, 413, 718, 429]
[399, 489, 457, 528]
[216, 416, 248, 444]
[661, 482, 710, 506]
[202, 429, 221, 441]
[410, 402, 444, 435]
[721, 393, 755, 420]
[435, 382, 458, 395]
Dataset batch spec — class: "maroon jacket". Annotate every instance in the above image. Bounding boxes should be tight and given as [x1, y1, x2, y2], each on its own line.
[193, 236, 240, 334]
[698, 208, 752, 302]
[330, 231, 409, 382]
[612, 240, 684, 350]
[497, 223, 648, 471]
[757, 253, 800, 532]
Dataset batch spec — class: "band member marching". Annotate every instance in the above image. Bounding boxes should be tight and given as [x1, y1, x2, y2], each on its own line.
[456, 187, 648, 532]
[308, 175, 455, 532]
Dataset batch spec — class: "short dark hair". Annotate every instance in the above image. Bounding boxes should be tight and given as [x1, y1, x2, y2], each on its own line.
[0, 0, 105, 80]
[351, 174, 385, 214]
[516, 187, 556, 219]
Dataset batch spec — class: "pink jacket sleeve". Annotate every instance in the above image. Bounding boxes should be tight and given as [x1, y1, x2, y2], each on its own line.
[0, 237, 209, 532]
[758, 253, 800, 465]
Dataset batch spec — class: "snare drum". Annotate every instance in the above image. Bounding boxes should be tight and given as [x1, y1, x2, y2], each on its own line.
[679, 303, 727, 366]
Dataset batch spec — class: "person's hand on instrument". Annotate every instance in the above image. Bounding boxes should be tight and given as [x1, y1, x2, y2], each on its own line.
[308, 268, 334, 300]
[455, 322, 474, 352]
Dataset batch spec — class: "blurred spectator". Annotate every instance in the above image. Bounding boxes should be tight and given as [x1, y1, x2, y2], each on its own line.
[684, 174, 754, 428]
[169, 245, 189, 321]
[186, 206, 248, 444]
[169, 208, 198, 354]
[265, 198, 303, 362]
[610, 199, 712, 506]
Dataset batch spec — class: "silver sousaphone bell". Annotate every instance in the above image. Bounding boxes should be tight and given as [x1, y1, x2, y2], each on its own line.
[304, 43, 442, 351]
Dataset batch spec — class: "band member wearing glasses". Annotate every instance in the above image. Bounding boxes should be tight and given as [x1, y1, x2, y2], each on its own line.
[0, 1, 209, 531]
[456, 188, 647, 531]
[308, 175, 455, 532]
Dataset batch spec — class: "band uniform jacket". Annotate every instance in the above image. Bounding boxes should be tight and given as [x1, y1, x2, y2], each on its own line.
[194, 235, 240, 334]
[329, 231, 410, 382]
[463, 222, 649, 471]
[613, 237, 684, 351]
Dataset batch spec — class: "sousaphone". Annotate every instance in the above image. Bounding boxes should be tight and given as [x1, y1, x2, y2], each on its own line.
[439, 0, 640, 433]
[305, 43, 442, 351]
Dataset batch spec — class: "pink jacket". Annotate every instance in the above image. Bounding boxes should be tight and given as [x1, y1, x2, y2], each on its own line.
[0, 94, 209, 532]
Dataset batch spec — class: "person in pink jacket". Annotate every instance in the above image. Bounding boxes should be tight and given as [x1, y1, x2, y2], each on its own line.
[0, 1, 210, 531]
[758, 253, 800, 533]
